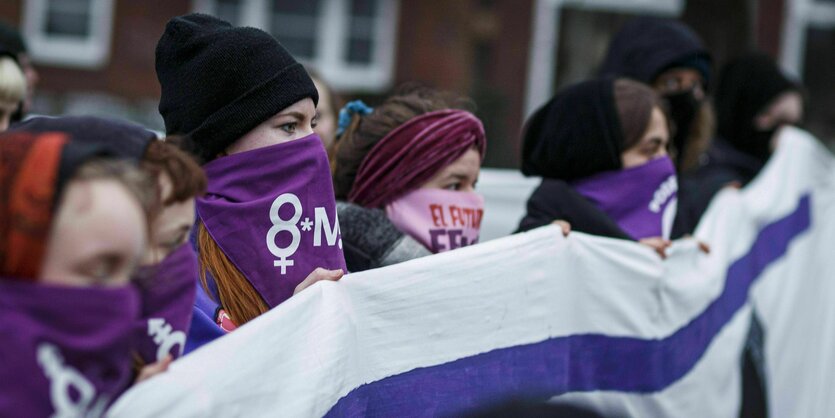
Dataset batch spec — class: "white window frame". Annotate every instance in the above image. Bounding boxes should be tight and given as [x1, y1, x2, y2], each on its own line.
[524, 0, 685, 117]
[22, 0, 115, 69]
[194, 0, 399, 92]
[779, 0, 835, 79]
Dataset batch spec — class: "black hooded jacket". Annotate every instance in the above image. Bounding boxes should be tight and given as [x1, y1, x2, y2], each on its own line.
[678, 53, 800, 229]
[598, 17, 711, 86]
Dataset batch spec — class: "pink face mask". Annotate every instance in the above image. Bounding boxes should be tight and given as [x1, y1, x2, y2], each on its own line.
[385, 189, 485, 253]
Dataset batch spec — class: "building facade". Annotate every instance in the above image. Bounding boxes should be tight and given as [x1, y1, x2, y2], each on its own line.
[0, 0, 831, 167]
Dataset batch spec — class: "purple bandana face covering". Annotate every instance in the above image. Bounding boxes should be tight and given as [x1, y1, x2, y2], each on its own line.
[386, 189, 485, 253]
[572, 156, 678, 240]
[133, 243, 198, 363]
[0, 280, 140, 418]
[197, 134, 347, 308]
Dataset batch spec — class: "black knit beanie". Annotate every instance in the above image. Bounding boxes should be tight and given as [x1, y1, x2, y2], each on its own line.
[155, 13, 318, 163]
[521, 78, 624, 181]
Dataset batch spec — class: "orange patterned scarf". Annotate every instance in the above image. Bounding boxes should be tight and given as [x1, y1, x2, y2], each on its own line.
[0, 132, 68, 279]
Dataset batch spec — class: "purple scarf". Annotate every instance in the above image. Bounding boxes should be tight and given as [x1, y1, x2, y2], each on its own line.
[197, 134, 346, 308]
[572, 156, 678, 240]
[0, 280, 139, 417]
[133, 243, 198, 363]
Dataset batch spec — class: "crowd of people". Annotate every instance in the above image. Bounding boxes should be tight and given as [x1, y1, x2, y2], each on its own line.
[0, 12, 806, 418]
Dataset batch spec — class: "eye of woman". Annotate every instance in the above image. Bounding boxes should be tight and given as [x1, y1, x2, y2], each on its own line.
[311, 113, 320, 129]
[277, 122, 297, 134]
[445, 182, 461, 191]
[160, 229, 189, 251]
[641, 138, 662, 157]
[78, 254, 123, 284]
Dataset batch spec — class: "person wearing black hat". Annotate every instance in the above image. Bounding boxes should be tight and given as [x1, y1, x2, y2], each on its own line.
[156, 13, 321, 164]
[599, 17, 713, 173]
[518, 78, 689, 258]
[155, 14, 346, 349]
[677, 53, 803, 230]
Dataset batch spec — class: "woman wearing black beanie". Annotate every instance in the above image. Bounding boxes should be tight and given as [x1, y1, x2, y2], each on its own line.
[518, 78, 681, 258]
[155, 14, 347, 350]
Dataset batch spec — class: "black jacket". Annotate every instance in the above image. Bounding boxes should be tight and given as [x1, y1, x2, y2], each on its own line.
[516, 179, 631, 240]
[676, 138, 764, 233]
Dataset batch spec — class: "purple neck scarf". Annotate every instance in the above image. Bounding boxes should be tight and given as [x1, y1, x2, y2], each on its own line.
[572, 156, 678, 240]
[0, 280, 139, 418]
[133, 243, 198, 363]
[197, 134, 346, 308]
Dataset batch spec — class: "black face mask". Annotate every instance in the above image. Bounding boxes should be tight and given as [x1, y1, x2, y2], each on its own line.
[663, 90, 700, 168]
[748, 128, 777, 163]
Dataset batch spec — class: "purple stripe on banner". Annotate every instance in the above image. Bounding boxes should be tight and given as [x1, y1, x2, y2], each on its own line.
[325, 195, 812, 417]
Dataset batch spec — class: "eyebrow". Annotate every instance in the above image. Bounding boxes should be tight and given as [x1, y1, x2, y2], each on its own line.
[274, 111, 307, 121]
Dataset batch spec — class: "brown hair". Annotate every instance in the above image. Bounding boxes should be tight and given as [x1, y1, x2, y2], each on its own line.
[679, 101, 715, 171]
[306, 67, 339, 123]
[142, 139, 207, 206]
[613, 79, 667, 151]
[329, 84, 473, 200]
[197, 221, 268, 325]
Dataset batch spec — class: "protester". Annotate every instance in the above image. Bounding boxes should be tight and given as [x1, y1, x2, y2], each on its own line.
[155, 14, 346, 346]
[307, 67, 340, 149]
[10, 115, 208, 366]
[0, 20, 37, 121]
[0, 53, 25, 131]
[519, 78, 678, 257]
[0, 132, 155, 416]
[330, 86, 488, 271]
[678, 53, 803, 226]
[599, 17, 713, 173]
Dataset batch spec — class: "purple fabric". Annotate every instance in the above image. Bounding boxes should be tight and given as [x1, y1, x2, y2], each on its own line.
[0, 280, 140, 417]
[185, 283, 226, 355]
[197, 134, 346, 308]
[572, 156, 678, 240]
[133, 243, 198, 363]
[385, 189, 485, 253]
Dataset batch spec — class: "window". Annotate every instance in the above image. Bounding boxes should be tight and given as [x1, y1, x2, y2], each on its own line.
[22, 0, 115, 68]
[194, 0, 399, 91]
[782, 0, 835, 141]
[524, 0, 684, 116]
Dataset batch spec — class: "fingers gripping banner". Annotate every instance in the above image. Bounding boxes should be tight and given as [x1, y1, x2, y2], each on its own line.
[108, 127, 833, 418]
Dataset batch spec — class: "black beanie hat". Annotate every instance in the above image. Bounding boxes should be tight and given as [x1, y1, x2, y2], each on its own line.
[155, 13, 318, 163]
[521, 78, 624, 181]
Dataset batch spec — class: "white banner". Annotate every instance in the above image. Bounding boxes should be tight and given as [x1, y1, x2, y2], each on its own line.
[109, 127, 834, 417]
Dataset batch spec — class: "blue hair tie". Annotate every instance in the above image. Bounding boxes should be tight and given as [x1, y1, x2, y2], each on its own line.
[337, 100, 374, 137]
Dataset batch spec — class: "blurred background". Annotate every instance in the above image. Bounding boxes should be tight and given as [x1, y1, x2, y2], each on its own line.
[0, 0, 832, 168]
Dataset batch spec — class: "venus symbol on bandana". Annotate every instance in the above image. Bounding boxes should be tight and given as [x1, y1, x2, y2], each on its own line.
[267, 192, 342, 274]
[38, 343, 109, 418]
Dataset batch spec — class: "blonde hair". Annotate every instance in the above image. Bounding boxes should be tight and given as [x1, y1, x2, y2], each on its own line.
[0, 56, 25, 106]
